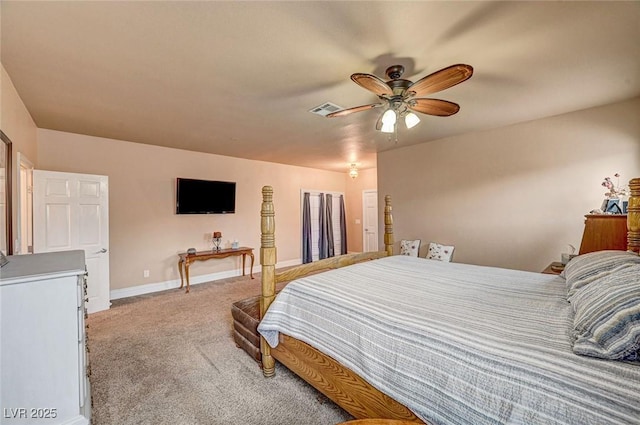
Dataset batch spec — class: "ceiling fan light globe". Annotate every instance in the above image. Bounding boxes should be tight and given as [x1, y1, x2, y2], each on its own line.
[405, 112, 420, 129]
[381, 109, 397, 125]
[381, 122, 395, 133]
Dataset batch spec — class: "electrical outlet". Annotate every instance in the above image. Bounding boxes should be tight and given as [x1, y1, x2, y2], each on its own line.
[143, 270, 150, 278]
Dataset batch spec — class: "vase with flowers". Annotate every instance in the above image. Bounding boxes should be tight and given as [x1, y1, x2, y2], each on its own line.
[211, 231, 222, 251]
[600, 173, 629, 214]
[602, 173, 629, 199]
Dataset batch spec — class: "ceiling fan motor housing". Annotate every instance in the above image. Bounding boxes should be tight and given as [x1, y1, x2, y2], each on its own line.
[386, 79, 412, 97]
[385, 65, 405, 80]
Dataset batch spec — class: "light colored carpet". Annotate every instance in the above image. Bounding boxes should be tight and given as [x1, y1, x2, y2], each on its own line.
[87, 274, 352, 425]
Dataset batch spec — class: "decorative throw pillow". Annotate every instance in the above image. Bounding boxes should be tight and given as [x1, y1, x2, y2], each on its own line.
[399, 239, 420, 257]
[426, 242, 454, 262]
[571, 265, 640, 361]
[564, 250, 640, 297]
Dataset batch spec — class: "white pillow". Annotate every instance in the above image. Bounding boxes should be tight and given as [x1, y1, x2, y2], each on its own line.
[564, 250, 640, 297]
[426, 242, 454, 262]
[571, 264, 640, 361]
[400, 239, 420, 257]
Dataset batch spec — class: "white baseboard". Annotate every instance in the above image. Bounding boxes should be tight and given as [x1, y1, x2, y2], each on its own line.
[110, 258, 302, 300]
[272, 258, 303, 269]
[87, 300, 112, 314]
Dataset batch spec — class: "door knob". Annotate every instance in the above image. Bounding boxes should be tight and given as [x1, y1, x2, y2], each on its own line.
[95, 248, 107, 254]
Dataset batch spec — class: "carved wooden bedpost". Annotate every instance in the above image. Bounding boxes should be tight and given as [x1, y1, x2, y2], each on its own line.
[628, 178, 640, 254]
[384, 195, 394, 256]
[260, 186, 277, 377]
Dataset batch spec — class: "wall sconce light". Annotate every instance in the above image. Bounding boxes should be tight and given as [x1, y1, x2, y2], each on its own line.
[349, 163, 359, 179]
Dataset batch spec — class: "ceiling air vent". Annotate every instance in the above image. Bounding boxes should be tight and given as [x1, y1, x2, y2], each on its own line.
[309, 102, 343, 117]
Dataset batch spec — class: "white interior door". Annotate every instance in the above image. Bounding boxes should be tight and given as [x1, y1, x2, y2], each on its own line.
[33, 170, 110, 313]
[363, 190, 378, 252]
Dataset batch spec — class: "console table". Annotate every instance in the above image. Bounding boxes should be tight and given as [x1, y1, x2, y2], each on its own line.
[178, 247, 254, 293]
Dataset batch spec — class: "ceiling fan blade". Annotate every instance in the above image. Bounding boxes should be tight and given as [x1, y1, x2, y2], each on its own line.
[351, 73, 393, 96]
[407, 64, 473, 96]
[409, 98, 460, 116]
[326, 103, 383, 118]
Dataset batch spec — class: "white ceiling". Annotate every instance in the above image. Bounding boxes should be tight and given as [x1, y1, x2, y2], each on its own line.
[2, 1, 639, 173]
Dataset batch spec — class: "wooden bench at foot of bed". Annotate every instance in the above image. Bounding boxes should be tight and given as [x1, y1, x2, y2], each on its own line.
[231, 295, 262, 365]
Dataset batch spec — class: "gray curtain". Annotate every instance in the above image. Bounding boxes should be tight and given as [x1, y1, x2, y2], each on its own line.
[318, 194, 328, 259]
[326, 194, 334, 258]
[339, 195, 347, 255]
[302, 192, 312, 263]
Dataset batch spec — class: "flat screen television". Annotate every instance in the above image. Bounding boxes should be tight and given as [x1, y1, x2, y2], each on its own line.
[176, 178, 236, 214]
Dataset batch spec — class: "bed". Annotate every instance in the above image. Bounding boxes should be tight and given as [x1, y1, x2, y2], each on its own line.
[255, 182, 640, 424]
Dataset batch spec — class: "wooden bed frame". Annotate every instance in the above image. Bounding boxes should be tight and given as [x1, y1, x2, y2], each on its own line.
[257, 179, 640, 422]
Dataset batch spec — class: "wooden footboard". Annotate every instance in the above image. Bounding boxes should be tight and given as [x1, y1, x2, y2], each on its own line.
[274, 250, 388, 283]
[257, 186, 423, 422]
[272, 334, 423, 422]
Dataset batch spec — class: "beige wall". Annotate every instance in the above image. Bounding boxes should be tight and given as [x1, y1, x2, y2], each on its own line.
[1, 63, 38, 253]
[345, 167, 377, 253]
[378, 97, 640, 272]
[0, 65, 38, 161]
[37, 129, 350, 292]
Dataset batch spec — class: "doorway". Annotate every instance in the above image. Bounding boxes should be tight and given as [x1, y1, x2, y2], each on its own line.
[0, 130, 12, 255]
[362, 190, 378, 252]
[17, 152, 34, 254]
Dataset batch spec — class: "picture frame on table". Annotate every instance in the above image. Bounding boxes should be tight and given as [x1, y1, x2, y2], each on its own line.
[602, 198, 623, 214]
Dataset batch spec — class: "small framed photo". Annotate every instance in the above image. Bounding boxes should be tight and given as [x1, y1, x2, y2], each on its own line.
[604, 199, 623, 214]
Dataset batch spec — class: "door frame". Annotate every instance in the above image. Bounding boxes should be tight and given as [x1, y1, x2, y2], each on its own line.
[16, 152, 34, 254]
[1, 130, 12, 255]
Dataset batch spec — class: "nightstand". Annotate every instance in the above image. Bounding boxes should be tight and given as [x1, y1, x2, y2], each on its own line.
[579, 214, 627, 254]
[542, 261, 565, 275]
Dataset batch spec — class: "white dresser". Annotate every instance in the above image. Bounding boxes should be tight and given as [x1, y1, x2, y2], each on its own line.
[0, 250, 91, 425]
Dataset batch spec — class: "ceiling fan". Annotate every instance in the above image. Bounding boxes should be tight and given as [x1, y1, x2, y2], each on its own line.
[327, 63, 473, 133]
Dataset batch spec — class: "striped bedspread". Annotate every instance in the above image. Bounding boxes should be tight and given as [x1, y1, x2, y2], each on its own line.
[258, 255, 640, 425]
